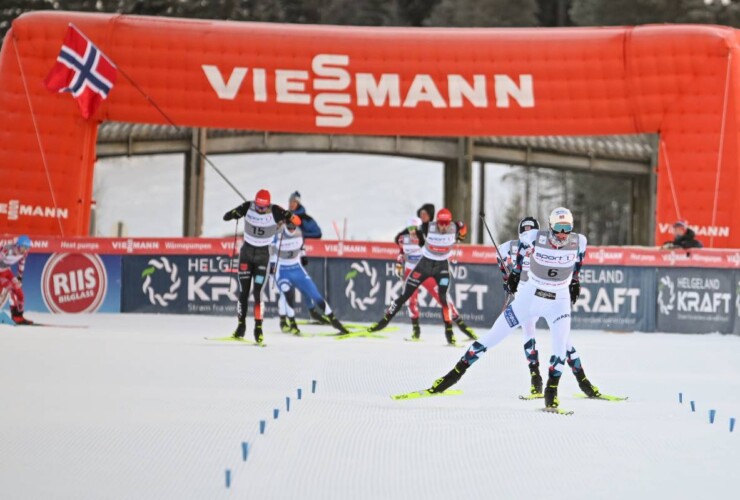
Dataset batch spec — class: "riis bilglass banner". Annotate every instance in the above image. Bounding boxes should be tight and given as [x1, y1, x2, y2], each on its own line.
[20, 253, 121, 314]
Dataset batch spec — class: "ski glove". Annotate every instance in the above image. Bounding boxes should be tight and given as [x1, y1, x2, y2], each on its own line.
[394, 262, 404, 279]
[301, 256, 309, 267]
[223, 209, 240, 221]
[457, 222, 468, 241]
[506, 270, 521, 295]
[569, 279, 581, 305]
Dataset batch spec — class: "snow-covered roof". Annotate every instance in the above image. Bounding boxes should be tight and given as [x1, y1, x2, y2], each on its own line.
[97, 122, 654, 163]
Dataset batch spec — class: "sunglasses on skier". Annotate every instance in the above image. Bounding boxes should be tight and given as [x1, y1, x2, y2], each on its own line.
[552, 223, 573, 234]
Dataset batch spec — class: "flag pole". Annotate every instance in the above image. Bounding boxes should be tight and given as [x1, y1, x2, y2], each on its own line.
[115, 65, 247, 202]
[12, 32, 65, 236]
[69, 23, 246, 202]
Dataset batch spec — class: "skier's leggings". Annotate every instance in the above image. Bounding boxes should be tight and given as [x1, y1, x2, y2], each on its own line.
[237, 244, 269, 322]
[387, 257, 451, 322]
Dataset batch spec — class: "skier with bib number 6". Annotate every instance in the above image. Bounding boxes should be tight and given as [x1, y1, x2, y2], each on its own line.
[427, 208, 588, 411]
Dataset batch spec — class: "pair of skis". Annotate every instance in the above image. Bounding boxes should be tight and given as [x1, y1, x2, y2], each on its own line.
[391, 388, 628, 415]
[203, 336, 267, 347]
[519, 392, 628, 402]
[204, 325, 399, 344]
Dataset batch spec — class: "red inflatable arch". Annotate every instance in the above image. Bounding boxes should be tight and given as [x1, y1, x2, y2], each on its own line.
[1, 12, 739, 246]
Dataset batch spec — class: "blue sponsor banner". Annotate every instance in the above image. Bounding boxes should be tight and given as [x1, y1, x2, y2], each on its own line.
[571, 266, 655, 332]
[18, 253, 121, 313]
[121, 254, 325, 317]
[325, 258, 501, 328]
[656, 267, 734, 334]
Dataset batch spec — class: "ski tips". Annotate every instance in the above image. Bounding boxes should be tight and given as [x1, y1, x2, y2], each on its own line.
[391, 389, 463, 400]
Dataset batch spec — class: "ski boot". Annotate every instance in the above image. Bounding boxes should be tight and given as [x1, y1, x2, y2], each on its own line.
[232, 320, 246, 339]
[529, 362, 543, 395]
[327, 313, 350, 334]
[309, 307, 330, 325]
[411, 318, 421, 340]
[454, 317, 478, 340]
[444, 322, 457, 346]
[288, 317, 301, 336]
[544, 376, 560, 409]
[10, 307, 33, 325]
[574, 368, 601, 398]
[279, 315, 291, 333]
[254, 321, 264, 344]
[368, 314, 391, 332]
[429, 360, 468, 393]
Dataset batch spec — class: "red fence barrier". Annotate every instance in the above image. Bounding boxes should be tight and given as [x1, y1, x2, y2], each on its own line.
[4, 236, 740, 268]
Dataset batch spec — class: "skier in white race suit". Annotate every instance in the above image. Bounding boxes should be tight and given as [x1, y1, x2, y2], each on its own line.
[499, 216, 601, 398]
[427, 207, 589, 409]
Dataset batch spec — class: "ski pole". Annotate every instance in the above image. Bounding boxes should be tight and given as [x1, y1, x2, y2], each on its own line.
[479, 212, 516, 309]
[231, 219, 239, 258]
[478, 212, 510, 279]
[272, 225, 285, 278]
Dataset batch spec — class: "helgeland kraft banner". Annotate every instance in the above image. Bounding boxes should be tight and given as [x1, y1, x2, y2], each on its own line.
[324, 258, 505, 328]
[572, 267, 655, 332]
[656, 268, 734, 334]
[121, 255, 325, 316]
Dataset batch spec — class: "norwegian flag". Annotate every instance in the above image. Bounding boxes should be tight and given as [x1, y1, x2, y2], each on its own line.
[43, 24, 117, 119]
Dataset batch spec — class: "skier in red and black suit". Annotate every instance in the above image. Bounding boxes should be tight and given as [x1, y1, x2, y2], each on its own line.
[394, 217, 477, 341]
[223, 189, 301, 344]
[369, 208, 469, 345]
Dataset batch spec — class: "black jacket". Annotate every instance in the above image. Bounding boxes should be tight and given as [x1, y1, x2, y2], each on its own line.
[665, 228, 703, 249]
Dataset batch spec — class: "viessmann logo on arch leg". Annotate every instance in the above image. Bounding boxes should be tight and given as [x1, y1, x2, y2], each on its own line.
[203, 54, 535, 128]
[41, 253, 107, 313]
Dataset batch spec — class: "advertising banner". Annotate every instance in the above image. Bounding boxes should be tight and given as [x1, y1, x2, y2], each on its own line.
[6, 236, 740, 268]
[324, 258, 503, 328]
[734, 270, 740, 335]
[656, 268, 734, 334]
[21, 253, 121, 313]
[572, 267, 655, 332]
[121, 254, 325, 317]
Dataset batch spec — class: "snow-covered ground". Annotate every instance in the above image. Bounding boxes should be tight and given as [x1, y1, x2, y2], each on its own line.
[1, 314, 739, 500]
[93, 152, 512, 241]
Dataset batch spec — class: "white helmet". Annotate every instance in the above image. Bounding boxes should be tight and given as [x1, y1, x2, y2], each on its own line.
[407, 216, 422, 229]
[548, 207, 574, 233]
[548, 207, 574, 247]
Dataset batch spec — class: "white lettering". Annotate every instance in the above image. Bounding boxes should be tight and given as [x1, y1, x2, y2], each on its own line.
[494, 74, 534, 108]
[448, 75, 487, 108]
[356, 73, 401, 107]
[312, 54, 351, 91]
[253, 68, 267, 102]
[53, 273, 70, 295]
[84, 267, 96, 290]
[315, 94, 353, 128]
[189, 276, 210, 301]
[202, 65, 247, 100]
[276, 70, 310, 104]
[403, 74, 447, 108]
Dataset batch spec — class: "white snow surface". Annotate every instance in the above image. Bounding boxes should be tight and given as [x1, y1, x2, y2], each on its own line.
[1, 314, 739, 500]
